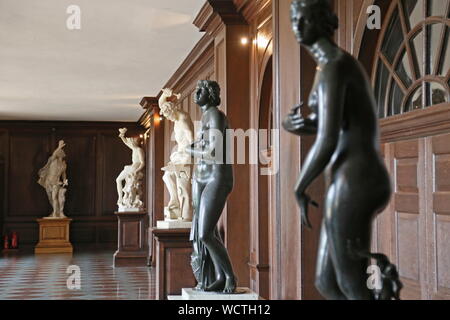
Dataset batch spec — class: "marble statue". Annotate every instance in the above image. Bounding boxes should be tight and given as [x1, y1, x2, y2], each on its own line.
[116, 128, 145, 212]
[186, 80, 237, 293]
[38, 140, 68, 219]
[282, 0, 402, 300]
[159, 88, 195, 221]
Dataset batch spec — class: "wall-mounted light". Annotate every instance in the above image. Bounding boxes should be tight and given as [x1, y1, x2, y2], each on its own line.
[154, 113, 161, 126]
[240, 37, 249, 45]
[257, 35, 270, 49]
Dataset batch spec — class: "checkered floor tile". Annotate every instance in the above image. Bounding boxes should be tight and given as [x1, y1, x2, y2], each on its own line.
[0, 250, 155, 300]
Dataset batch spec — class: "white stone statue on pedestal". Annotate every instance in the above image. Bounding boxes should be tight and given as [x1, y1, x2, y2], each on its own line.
[38, 140, 68, 219]
[116, 128, 145, 212]
[160, 88, 194, 222]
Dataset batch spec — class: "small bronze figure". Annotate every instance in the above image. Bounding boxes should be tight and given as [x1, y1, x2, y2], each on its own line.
[186, 80, 237, 293]
[283, 0, 402, 300]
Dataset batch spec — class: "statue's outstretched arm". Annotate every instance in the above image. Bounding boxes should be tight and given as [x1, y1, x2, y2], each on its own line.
[120, 136, 133, 150]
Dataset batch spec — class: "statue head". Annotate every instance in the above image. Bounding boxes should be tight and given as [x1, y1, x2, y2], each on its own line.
[160, 100, 180, 121]
[194, 80, 221, 108]
[159, 88, 182, 122]
[290, 0, 338, 46]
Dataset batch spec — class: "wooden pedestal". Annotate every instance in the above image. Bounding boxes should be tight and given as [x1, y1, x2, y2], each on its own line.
[113, 211, 148, 267]
[35, 218, 73, 254]
[152, 228, 196, 300]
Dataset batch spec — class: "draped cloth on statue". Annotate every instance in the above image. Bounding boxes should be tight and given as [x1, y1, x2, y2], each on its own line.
[190, 208, 223, 289]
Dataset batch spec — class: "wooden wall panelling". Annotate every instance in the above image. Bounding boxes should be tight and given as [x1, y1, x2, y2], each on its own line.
[215, 28, 227, 114]
[139, 101, 165, 265]
[427, 133, 450, 299]
[4, 128, 53, 245]
[248, 0, 273, 300]
[273, 0, 302, 300]
[334, 0, 367, 54]
[0, 129, 7, 237]
[248, 12, 259, 298]
[391, 139, 427, 300]
[0, 122, 143, 247]
[8, 128, 52, 219]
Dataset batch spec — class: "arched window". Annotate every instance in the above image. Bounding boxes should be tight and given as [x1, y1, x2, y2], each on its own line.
[373, 0, 450, 118]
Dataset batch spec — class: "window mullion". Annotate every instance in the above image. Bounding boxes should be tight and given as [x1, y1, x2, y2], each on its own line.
[423, 0, 429, 108]
[398, 0, 419, 81]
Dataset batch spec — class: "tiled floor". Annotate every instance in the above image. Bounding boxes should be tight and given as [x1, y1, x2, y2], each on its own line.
[0, 250, 156, 300]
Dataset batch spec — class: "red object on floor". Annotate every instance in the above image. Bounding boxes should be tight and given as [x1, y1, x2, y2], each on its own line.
[10, 232, 19, 249]
[3, 235, 9, 250]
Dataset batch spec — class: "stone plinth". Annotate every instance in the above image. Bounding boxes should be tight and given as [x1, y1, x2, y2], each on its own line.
[157, 219, 192, 230]
[168, 288, 259, 300]
[35, 218, 73, 254]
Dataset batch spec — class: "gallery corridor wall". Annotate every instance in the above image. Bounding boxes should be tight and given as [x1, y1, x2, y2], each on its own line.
[0, 122, 143, 247]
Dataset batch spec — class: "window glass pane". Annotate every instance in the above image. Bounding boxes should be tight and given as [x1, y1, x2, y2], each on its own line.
[374, 60, 390, 118]
[405, 86, 423, 112]
[389, 80, 405, 116]
[428, 0, 449, 17]
[439, 26, 450, 76]
[396, 49, 414, 86]
[403, 0, 424, 30]
[381, 8, 404, 65]
[411, 31, 425, 76]
[429, 82, 448, 105]
[429, 23, 445, 74]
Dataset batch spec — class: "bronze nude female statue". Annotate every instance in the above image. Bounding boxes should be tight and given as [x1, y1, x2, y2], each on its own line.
[186, 80, 237, 293]
[283, 0, 402, 300]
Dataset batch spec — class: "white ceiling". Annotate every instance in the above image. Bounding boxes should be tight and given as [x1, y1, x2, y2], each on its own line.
[0, 0, 204, 122]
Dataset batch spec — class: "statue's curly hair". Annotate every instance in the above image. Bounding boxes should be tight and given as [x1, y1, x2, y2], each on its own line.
[198, 80, 221, 107]
[291, 0, 338, 38]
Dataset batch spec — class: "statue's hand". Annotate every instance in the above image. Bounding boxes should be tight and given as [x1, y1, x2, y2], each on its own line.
[63, 179, 68, 187]
[119, 128, 127, 137]
[296, 192, 318, 229]
[283, 105, 317, 136]
[282, 104, 305, 133]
